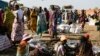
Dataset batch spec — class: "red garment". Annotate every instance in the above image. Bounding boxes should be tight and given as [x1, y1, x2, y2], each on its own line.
[0, 12, 3, 26]
[79, 15, 86, 29]
[19, 40, 27, 49]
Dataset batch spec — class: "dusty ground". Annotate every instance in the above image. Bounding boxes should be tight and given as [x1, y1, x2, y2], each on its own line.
[84, 24, 100, 46]
[24, 23, 100, 46]
[0, 23, 100, 56]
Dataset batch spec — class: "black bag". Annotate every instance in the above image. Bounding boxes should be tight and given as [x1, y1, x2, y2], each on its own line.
[95, 21, 100, 31]
[0, 26, 8, 35]
[63, 44, 76, 56]
[85, 18, 89, 22]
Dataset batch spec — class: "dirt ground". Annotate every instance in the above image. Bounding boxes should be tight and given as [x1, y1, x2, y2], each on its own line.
[84, 24, 100, 46]
[0, 23, 100, 56]
[24, 23, 100, 46]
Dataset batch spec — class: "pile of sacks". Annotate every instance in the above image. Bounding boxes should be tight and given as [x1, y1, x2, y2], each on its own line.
[57, 23, 82, 34]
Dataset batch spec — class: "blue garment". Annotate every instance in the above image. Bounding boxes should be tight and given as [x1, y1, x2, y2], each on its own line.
[37, 12, 47, 34]
[57, 16, 62, 24]
[73, 12, 79, 22]
[52, 11, 58, 37]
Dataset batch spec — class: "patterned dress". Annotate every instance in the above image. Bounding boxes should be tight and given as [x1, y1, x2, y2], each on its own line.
[30, 11, 37, 32]
[49, 10, 55, 35]
[11, 10, 24, 41]
[3, 9, 15, 38]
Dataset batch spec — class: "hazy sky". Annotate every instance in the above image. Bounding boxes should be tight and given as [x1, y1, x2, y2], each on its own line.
[2, 0, 100, 9]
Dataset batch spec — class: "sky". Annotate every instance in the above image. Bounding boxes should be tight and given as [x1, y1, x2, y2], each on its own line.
[2, 0, 100, 9]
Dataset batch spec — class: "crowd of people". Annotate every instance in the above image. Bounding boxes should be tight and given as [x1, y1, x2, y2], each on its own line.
[0, 1, 100, 56]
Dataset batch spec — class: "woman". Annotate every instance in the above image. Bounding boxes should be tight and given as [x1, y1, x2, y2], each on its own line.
[11, 4, 24, 43]
[79, 10, 87, 31]
[30, 9, 37, 33]
[78, 34, 94, 56]
[73, 10, 79, 23]
[52, 8, 58, 38]
[26, 8, 31, 30]
[3, 7, 15, 39]
[44, 8, 50, 31]
[57, 10, 62, 24]
[37, 7, 47, 36]
[49, 5, 55, 36]
[0, 9, 4, 27]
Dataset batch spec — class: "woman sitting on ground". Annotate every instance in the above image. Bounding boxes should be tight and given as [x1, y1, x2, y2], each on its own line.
[78, 34, 94, 56]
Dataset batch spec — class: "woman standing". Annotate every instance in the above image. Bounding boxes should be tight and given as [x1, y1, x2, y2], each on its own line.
[79, 10, 87, 31]
[44, 8, 50, 31]
[26, 8, 31, 30]
[49, 5, 55, 36]
[73, 10, 79, 23]
[0, 9, 4, 27]
[37, 7, 47, 36]
[11, 5, 24, 43]
[3, 8, 15, 40]
[30, 8, 37, 33]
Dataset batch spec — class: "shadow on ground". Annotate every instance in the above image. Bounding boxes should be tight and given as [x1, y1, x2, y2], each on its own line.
[0, 46, 17, 56]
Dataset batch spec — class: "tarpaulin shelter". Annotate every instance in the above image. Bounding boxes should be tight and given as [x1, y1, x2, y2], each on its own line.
[0, 0, 8, 10]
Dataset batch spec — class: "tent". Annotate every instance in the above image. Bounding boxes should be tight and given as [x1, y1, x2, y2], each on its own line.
[0, 0, 8, 10]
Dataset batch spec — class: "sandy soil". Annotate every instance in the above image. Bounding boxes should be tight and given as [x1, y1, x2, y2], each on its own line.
[0, 23, 100, 56]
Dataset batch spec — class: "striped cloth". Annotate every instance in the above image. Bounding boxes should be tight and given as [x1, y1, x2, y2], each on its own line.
[0, 35, 11, 51]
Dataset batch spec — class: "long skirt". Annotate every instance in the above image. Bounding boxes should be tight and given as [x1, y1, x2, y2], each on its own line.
[37, 23, 47, 35]
[30, 17, 37, 32]
[37, 16, 47, 35]
[11, 22, 24, 42]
